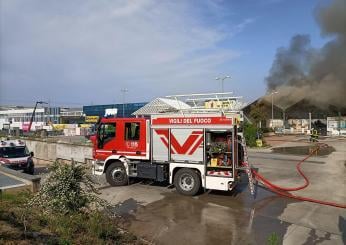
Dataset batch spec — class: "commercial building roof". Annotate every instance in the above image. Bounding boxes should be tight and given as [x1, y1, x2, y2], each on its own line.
[132, 98, 191, 116]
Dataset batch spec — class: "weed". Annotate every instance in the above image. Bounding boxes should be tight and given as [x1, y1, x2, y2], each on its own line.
[267, 232, 280, 245]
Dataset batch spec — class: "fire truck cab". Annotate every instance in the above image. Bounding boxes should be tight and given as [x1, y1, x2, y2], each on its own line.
[91, 94, 245, 196]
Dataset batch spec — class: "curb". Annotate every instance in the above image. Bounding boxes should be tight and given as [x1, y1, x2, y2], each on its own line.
[0, 166, 41, 192]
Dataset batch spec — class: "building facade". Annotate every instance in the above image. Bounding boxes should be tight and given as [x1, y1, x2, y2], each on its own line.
[60, 108, 84, 124]
[0, 107, 82, 130]
[83, 102, 147, 119]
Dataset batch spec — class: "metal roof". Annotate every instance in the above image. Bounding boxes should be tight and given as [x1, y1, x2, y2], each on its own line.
[132, 98, 191, 116]
[132, 92, 248, 117]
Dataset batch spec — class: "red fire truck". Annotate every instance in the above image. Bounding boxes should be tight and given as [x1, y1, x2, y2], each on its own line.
[91, 94, 247, 195]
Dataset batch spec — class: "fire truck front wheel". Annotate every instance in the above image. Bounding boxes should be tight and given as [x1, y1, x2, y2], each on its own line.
[106, 162, 128, 186]
[174, 168, 201, 196]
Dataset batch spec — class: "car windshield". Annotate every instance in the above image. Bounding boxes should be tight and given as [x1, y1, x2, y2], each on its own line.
[0, 146, 29, 158]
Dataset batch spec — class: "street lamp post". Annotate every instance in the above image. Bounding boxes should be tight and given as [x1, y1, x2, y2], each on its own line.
[121, 88, 128, 118]
[270, 91, 278, 128]
[215, 75, 231, 93]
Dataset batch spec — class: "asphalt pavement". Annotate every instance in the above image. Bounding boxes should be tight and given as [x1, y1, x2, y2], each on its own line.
[0, 172, 24, 189]
[96, 138, 346, 245]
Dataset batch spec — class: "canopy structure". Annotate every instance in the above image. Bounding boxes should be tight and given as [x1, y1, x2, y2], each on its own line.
[133, 92, 248, 116]
[132, 98, 191, 116]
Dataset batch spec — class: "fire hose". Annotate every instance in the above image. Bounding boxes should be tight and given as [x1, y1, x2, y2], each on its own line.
[246, 143, 346, 209]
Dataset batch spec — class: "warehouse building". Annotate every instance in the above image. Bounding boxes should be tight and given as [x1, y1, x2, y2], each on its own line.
[83, 102, 147, 122]
[243, 97, 346, 135]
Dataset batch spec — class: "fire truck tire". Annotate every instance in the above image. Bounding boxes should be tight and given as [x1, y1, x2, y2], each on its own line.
[106, 162, 128, 186]
[174, 168, 201, 196]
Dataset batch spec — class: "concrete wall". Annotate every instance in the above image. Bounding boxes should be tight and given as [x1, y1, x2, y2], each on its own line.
[24, 139, 92, 164]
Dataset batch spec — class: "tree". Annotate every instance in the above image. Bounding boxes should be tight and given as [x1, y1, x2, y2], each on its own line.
[249, 102, 267, 128]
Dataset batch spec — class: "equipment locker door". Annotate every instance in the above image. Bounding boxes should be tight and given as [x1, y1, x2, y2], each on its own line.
[170, 128, 204, 163]
[152, 128, 169, 162]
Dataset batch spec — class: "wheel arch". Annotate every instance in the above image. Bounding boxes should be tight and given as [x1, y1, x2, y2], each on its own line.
[104, 158, 121, 173]
[103, 155, 129, 174]
[171, 166, 203, 187]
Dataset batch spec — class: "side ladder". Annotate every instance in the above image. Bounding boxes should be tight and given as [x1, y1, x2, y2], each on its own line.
[240, 137, 256, 196]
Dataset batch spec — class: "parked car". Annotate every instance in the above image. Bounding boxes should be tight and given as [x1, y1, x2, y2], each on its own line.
[0, 139, 35, 174]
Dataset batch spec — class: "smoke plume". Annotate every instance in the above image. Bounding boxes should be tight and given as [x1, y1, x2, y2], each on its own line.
[265, 0, 346, 109]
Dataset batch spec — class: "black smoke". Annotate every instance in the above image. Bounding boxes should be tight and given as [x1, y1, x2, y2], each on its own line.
[265, 0, 346, 109]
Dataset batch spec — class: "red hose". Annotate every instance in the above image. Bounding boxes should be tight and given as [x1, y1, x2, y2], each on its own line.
[247, 143, 346, 209]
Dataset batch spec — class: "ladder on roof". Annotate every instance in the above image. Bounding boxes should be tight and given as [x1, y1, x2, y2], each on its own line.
[240, 137, 256, 196]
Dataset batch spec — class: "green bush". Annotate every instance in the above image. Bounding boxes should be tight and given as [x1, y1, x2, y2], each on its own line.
[261, 127, 274, 133]
[243, 122, 260, 147]
[28, 161, 107, 214]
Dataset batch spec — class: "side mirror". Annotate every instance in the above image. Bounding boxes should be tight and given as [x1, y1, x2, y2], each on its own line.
[30, 152, 34, 157]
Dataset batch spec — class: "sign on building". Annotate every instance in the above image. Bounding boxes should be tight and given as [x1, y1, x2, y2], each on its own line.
[105, 108, 118, 117]
[85, 116, 99, 123]
[204, 100, 235, 109]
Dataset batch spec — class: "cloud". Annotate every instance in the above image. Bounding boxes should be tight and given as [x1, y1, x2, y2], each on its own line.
[0, 0, 249, 106]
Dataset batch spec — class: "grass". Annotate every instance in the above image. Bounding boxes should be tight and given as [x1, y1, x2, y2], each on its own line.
[267, 232, 280, 245]
[0, 191, 140, 244]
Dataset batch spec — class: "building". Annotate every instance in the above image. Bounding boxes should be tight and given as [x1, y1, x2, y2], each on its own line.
[60, 108, 84, 124]
[327, 116, 346, 136]
[243, 97, 346, 135]
[0, 106, 62, 130]
[242, 99, 283, 128]
[83, 102, 147, 121]
[0, 106, 85, 130]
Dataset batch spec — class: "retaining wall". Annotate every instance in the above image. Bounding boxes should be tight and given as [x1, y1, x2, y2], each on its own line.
[24, 139, 93, 164]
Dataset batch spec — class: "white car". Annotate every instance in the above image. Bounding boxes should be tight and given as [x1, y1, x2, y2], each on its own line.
[0, 139, 34, 174]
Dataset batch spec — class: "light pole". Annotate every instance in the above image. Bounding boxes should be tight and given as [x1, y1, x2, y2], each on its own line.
[121, 88, 128, 118]
[270, 91, 278, 128]
[215, 75, 231, 93]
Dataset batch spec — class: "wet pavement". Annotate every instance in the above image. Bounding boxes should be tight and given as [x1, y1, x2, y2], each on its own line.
[272, 145, 335, 156]
[101, 176, 344, 245]
[123, 181, 297, 245]
[98, 139, 346, 245]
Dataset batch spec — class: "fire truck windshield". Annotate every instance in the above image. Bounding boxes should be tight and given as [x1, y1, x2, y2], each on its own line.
[0, 146, 29, 158]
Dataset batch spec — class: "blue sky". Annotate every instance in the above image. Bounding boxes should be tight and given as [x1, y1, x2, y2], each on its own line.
[0, 0, 331, 106]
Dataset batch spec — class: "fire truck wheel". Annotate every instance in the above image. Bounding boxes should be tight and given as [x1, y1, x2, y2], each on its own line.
[106, 162, 128, 186]
[174, 168, 201, 196]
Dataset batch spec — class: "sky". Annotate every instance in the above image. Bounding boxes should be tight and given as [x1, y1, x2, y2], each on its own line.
[0, 0, 331, 106]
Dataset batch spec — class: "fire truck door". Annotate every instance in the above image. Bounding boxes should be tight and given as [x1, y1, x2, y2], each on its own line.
[96, 122, 117, 160]
[123, 121, 146, 156]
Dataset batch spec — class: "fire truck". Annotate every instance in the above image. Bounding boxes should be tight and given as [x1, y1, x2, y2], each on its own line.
[91, 93, 249, 196]
[0, 139, 35, 174]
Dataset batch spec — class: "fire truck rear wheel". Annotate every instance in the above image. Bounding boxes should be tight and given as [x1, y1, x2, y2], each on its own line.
[174, 168, 201, 196]
[106, 162, 128, 186]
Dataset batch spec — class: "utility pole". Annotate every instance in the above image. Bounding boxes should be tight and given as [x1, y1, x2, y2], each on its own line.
[121, 88, 128, 118]
[215, 75, 231, 93]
